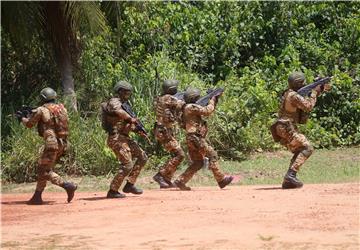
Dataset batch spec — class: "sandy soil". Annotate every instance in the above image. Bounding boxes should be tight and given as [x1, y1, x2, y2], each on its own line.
[1, 183, 359, 249]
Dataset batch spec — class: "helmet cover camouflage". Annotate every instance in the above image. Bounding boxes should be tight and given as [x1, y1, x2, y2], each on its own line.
[184, 87, 201, 103]
[162, 79, 179, 95]
[288, 72, 306, 90]
[114, 81, 133, 93]
[40, 87, 57, 101]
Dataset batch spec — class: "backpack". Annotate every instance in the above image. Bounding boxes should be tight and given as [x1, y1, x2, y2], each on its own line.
[100, 101, 114, 134]
[46, 103, 69, 139]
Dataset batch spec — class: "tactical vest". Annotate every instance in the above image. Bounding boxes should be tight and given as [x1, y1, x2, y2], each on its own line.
[101, 98, 132, 135]
[38, 103, 69, 138]
[278, 89, 308, 124]
[155, 95, 177, 127]
[100, 101, 114, 134]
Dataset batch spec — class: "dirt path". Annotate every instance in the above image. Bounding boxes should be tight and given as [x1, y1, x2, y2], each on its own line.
[1, 183, 359, 249]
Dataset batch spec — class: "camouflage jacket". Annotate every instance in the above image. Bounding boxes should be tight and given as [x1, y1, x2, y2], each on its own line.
[278, 89, 317, 124]
[22, 103, 68, 148]
[104, 97, 135, 136]
[154, 94, 185, 128]
[183, 99, 215, 136]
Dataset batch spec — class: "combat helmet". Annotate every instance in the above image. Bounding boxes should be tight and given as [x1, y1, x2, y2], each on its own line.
[40, 87, 57, 102]
[184, 87, 201, 103]
[114, 81, 133, 93]
[162, 79, 179, 95]
[288, 72, 306, 90]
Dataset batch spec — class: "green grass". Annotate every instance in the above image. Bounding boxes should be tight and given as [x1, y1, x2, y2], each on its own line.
[2, 147, 359, 193]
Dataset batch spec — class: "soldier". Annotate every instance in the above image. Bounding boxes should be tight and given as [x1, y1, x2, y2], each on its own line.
[20, 87, 77, 205]
[271, 72, 329, 189]
[153, 79, 186, 188]
[102, 81, 148, 198]
[173, 87, 234, 190]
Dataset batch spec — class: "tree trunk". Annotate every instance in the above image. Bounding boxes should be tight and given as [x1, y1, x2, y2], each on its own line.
[59, 53, 77, 112]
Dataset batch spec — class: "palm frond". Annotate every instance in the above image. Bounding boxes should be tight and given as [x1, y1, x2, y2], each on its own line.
[1, 2, 42, 47]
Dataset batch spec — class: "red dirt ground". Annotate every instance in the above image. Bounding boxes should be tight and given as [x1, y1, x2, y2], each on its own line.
[1, 183, 359, 249]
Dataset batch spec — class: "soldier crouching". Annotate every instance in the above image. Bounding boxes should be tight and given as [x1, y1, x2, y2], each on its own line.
[173, 87, 233, 190]
[271, 72, 327, 189]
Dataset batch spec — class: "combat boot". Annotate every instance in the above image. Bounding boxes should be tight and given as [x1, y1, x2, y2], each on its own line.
[218, 175, 234, 189]
[107, 189, 126, 198]
[153, 173, 170, 189]
[28, 190, 43, 205]
[174, 180, 191, 191]
[123, 181, 143, 195]
[61, 182, 77, 203]
[164, 179, 176, 188]
[282, 169, 303, 189]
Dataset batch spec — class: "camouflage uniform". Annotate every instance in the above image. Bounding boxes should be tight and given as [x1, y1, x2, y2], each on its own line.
[175, 98, 231, 188]
[272, 89, 317, 172]
[153, 94, 185, 183]
[23, 103, 69, 192]
[105, 97, 148, 192]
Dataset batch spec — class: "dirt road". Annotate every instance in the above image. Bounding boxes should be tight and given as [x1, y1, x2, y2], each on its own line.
[1, 183, 359, 249]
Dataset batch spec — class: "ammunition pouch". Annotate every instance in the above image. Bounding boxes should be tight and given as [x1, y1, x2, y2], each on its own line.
[270, 122, 281, 142]
[298, 111, 310, 124]
[37, 123, 45, 137]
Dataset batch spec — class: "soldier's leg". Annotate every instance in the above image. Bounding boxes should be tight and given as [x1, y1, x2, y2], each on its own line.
[159, 145, 185, 182]
[153, 127, 185, 188]
[54, 141, 77, 203]
[107, 137, 133, 198]
[36, 148, 64, 191]
[29, 148, 61, 205]
[205, 142, 234, 188]
[283, 132, 314, 189]
[289, 134, 313, 169]
[174, 134, 204, 190]
[174, 160, 203, 190]
[124, 140, 148, 194]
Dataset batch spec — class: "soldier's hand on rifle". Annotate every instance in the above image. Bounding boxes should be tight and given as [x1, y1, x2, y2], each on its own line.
[323, 84, 331, 92]
[15, 111, 23, 122]
[130, 118, 139, 124]
[314, 85, 323, 96]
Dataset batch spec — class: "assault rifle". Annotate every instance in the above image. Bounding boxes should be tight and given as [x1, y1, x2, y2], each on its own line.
[173, 88, 224, 106]
[297, 76, 332, 97]
[196, 87, 224, 106]
[121, 102, 152, 144]
[15, 106, 34, 122]
[173, 92, 185, 100]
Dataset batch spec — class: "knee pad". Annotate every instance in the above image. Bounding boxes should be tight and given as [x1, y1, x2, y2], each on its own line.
[301, 145, 314, 158]
[208, 152, 219, 164]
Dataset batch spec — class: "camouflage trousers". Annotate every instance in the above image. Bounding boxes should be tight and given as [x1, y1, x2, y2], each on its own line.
[108, 134, 148, 191]
[154, 124, 185, 181]
[275, 121, 314, 172]
[176, 133, 225, 185]
[36, 139, 66, 192]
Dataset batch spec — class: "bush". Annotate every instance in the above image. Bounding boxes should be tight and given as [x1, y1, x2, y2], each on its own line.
[2, 2, 359, 182]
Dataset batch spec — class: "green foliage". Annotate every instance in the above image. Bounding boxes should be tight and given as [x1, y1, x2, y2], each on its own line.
[1, 2, 359, 182]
